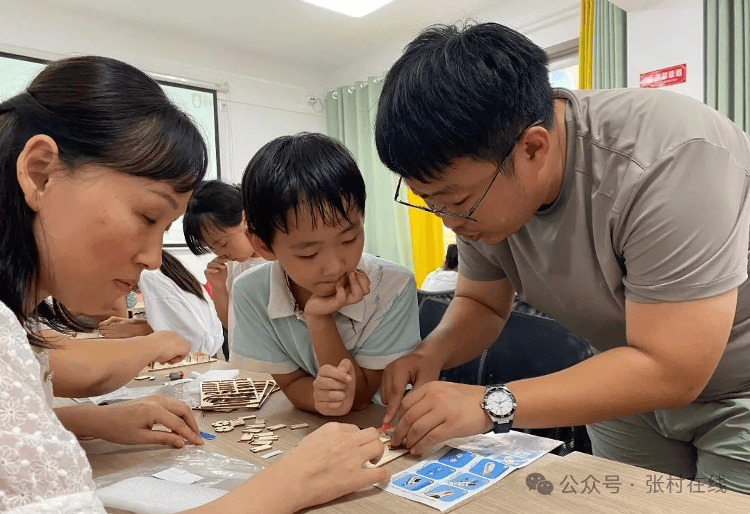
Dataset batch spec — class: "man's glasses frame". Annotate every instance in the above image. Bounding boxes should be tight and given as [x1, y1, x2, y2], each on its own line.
[393, 119, 544, 222]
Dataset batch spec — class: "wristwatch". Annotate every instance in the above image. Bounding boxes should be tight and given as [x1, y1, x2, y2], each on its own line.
[481, 384, 517, 433]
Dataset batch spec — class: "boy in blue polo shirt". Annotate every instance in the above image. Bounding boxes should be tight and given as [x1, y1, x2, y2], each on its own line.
[231, 133, 420, 416]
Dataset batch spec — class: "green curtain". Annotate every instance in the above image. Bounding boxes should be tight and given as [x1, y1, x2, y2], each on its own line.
[592, 0, 627, 89]
[706, 0, 750, 132]
[325, 78, 413, 269]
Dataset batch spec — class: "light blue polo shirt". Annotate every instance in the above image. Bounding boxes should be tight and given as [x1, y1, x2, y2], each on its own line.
[231, 254, 420, 379]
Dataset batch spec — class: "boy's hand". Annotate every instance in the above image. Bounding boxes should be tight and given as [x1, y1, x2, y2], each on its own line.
[204, 256, 229, 291]
[305, 269, 370, 317]
[313, 359, 356, 416]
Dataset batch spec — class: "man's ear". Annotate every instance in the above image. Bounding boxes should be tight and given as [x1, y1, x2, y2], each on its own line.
[16, 134, 60, 212]
[249, 233, 277, 261]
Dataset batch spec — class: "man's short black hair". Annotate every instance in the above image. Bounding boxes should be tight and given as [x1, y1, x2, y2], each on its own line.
[375, 22, 555, 181]
[241, 132, 366, 248]
[183, 180, 243, 255]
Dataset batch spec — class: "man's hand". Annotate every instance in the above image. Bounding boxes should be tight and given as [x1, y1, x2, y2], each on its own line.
[204, 256, 229, 291]
[77, 396, 204, 448]
[314, 359, 356, 416]
[305, 269, 370, 317]
[380, 346, 444, 426]
[99, 316, 152, 338]
[390, 381, 491, 455]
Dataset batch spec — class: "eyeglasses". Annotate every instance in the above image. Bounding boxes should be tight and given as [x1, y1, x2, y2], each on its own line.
[393, 119, 543, 222]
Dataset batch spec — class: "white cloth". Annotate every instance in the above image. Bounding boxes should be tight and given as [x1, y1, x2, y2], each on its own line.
[226, 257, 267, 359]
[139, 269, 223, 357]
[420, 269, 458, 292]
[0, 301, 105, 513]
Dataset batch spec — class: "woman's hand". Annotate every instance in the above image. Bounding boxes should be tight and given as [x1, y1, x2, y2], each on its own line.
[268, 423, 389, 511]
[80, 396, 204, 447]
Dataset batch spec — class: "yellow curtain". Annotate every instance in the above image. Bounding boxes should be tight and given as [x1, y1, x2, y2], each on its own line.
[407, 189, 444, 288]
[579, 0, 595, 89]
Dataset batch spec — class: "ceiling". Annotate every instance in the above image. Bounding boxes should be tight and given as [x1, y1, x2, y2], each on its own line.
[45, 0, 577, 70]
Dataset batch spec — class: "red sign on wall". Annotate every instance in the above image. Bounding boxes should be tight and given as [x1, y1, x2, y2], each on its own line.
[640, 64, 687, 88]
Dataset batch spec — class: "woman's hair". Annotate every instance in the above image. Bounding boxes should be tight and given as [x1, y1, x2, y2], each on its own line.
[183, 180, 243, 255]
[443, 244, 458, 271]
[159, 251, 206, 301]
[0, 56, 208, 347]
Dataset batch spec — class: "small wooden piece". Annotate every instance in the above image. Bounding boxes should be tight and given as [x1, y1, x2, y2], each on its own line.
[251, 444, 273, 453]
[289, 423, 309, 430]
[214, 426, 234, 433]
[266, 423, 286, 431]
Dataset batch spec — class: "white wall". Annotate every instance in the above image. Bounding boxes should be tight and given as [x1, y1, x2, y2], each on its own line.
[325, 2, 581, 90]
[623, 0, 704, 101]
[0, 0, 327, 279]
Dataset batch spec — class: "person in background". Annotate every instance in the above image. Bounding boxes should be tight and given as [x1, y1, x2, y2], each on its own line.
[420, 243, 458, 291]
[0, 55, 387, 513]
[233, 133, 421, 417]
[183, 180, 267, 358]
[98, 250, 224, 357]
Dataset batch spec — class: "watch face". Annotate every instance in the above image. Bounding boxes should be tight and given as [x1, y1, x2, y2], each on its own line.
[487, 391, 514, 417]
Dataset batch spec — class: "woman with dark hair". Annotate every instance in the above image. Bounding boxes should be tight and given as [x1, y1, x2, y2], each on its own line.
[99, 250, 224, 357]
[0, 56, 387, 512]
[421, 244, 459, 291]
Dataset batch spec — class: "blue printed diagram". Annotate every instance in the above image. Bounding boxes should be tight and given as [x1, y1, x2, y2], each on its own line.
[423, 485, 468, 502]
[469, 459, 508, 479]
[393, 473, 433, 491]
[416, 462, 455, 480]
[447, 472, 489, 491]
[438, 448, 475, 468]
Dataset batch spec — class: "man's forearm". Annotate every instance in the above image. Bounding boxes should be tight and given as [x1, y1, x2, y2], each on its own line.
[422, 296, 508, 369]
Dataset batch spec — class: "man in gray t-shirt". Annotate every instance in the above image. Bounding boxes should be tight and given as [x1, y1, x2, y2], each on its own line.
[374, 22, 750, 492]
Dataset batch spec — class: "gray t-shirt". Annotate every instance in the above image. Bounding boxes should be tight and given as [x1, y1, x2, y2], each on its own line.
[458, 88, 750, 401]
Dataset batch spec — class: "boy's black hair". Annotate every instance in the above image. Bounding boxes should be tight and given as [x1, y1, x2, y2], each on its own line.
[444, 244, 458, 271]
[183, 180, 243, 255]
[375, 22, 554, 181]
[241, 133, 366, 248]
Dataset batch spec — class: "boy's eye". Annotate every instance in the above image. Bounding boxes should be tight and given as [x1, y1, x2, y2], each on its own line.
[299, 253, 318, 260]
[142, 215, 157, 225]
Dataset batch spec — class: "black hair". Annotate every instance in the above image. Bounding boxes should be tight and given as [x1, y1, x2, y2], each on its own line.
[375, 21, 554, 181]
[0, 55, 208, 347]
[444, 244, 458, 271]
[160, 251, 205, 301]
[241, 133, 366, 249]
[183, 180, 243, 255]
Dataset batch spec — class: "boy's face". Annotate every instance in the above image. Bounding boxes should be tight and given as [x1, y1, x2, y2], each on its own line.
[203, 221, 256, 262]
[258, 206, 365, 298]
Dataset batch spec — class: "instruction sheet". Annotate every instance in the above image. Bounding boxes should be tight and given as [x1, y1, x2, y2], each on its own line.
[378, 431, 561, 511]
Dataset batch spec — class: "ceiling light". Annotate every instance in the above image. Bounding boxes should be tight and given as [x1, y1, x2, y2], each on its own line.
[302, 0, 395, 17]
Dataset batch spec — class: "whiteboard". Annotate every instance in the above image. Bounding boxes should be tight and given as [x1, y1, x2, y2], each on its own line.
[0, 52, 221, 246]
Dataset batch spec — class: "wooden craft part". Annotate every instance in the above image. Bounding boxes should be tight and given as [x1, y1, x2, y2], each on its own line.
[134, 375, 152, 381]
[251, 444, 274, 452]
[254, 419, 266, 425]
[198, 379, 278, 412]
[364, 435, 409, 468]
[255, 431, 274, 437]
[256, 436, 278, 442]
[214, 426, 234, 433]
[239, 433, 254, 441]
[245, 424, 265, 430]
[289, 423, 309, 430]
[242, 428, 263, 434]
[266, 424, 286, 431]
[212, 421, 231, 428]
[241, 415, 256, 420]
[149, 351, 216, 371]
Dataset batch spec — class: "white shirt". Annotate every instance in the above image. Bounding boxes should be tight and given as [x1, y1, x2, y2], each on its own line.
[226, 257, 267, 359]
[420, 268, 458, 292]
[139, 269, 223, 357]
[0, 301, 105, 513]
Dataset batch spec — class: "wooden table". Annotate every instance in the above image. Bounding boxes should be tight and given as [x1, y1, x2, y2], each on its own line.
[80, 363, 750, 513]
